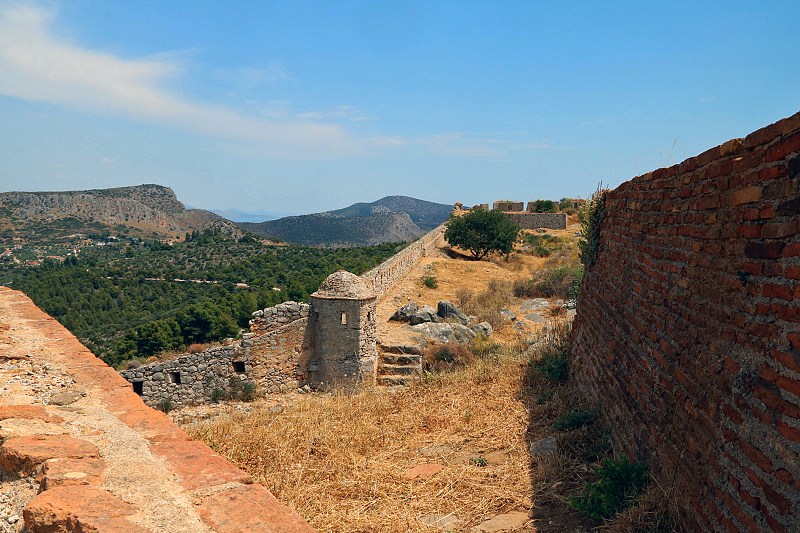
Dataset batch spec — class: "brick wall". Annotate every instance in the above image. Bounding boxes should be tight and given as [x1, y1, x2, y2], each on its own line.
[571, 111, 800, 532]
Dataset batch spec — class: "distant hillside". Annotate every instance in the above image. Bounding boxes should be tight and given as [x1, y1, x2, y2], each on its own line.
[239, 196, 453, 247]
[0, 184, 239, 242]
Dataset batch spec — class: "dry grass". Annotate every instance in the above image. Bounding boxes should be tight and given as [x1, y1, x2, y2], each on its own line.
[187, 345, 542, 533]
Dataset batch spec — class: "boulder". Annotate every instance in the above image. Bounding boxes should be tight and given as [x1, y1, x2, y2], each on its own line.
[471, 322, 493, 337]
[519, 298, 549, 312]
[410, 323, 477, 344]
[529, 435, 557, 457]
[390, 302, 419, 322]
[499, 308, 516, 321]
[436, 300, 468, 324]
[410, 305, 440, 325]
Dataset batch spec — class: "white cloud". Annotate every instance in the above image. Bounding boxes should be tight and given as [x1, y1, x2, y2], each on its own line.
[101, 158, 114, 163]
[296, 105, 376, 122]
[213, 63, 295, 89]
[0, 3, 357, 156]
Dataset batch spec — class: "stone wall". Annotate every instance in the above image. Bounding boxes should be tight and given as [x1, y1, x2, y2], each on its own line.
[571, 111, 800, 532]
[249, 300, 310, 333]
[506, 212, 567, 230]
[360, 224, 446, 299]
[122, 314, 311, 409]
[492, 201, 524, 212]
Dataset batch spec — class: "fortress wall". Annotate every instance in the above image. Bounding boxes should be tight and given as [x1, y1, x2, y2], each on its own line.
[506, 212, 567, 230]
[360, 223, 446, 299]
[122, 316, 311, 408]
[572, 111, 800, 532]
[249, 301, 310, 333]
[0, 286, 315, 533]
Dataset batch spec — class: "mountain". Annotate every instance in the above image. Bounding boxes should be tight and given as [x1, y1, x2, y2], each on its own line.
[0, 184, 239, 242]
[239, 196, 453, 247]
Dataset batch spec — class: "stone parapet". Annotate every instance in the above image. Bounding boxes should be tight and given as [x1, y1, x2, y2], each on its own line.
[360, 224, 445, 299]
[505, 212, 567, 230]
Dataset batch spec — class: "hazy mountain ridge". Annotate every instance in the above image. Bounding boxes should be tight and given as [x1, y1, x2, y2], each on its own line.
[239, 196, 453, 247]
[0, 184, 233, 239]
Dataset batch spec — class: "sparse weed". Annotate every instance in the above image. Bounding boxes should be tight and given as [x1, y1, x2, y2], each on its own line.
[422, 275, 438, 289]
[568, 456, 649, 520]
[553, 408, 598, 430]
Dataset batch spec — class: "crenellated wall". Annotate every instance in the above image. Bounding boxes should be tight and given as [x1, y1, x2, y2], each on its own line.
[572, 111, 800, 532]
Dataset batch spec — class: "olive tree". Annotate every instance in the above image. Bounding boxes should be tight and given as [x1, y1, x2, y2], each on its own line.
[444, 209, 520, 260]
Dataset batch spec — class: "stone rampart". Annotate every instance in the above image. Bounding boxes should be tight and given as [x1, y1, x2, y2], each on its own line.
[360, 224, 446, 299]
[506, 212, 567, 230]
[249, 301, 310, 333]
[0, 286, 316, 533]
[492, 201, 524, 212]
[122, 315, 311, 409]
[571, 111, 800, 532]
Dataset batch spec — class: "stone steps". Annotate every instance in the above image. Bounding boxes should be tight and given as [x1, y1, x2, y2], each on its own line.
[377, 363, 421, 376]
[375, 374, 420, 386]
[380, 353, 423, 365]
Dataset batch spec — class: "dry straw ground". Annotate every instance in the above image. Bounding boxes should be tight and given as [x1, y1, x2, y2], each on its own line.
[182, 224, 683, 532]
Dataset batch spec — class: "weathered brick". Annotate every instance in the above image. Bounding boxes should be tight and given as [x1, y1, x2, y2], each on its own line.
[731, 187, 763, 205]
[737, 225, 761, 238]
[725, 493, 761, 533]
[763, 283, 793, 300]
[766, 132, 800, 162]
[783, 242, 800, 257]
[761, 222, 798, 239]
[744, 242, 785, 259]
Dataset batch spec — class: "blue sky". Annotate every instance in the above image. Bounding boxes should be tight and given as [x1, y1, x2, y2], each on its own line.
[0, 1, 798, 218]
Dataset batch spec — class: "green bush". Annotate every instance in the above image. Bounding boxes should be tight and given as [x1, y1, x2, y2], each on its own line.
[553, 408, 598, 430]
[423, 275, 439, 289]
[531, 323, 571, 382]
[568, 456, 649, 519]
[530, 199, 557, 213]
[156, 397, 174, 413]
[211, 388, 225, 403]
[444, 210, 520, 260]
[578, 185, 609, 268]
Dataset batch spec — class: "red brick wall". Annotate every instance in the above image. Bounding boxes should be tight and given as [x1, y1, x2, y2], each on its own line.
[571, 111, 800, 532]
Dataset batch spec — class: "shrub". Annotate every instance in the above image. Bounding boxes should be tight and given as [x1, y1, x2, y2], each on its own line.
[459, 279, 513, 328]
[423, 343, 475, 373]
[530, 199, 557, 213]
[578, 185, 609, 268]
[124, 359, 142, 370]
[513, 265, 583, 300]
[568, 456, 649, 520]
[211, 388, 225, 403]
[531, 323, 571, 382]
[422, 275, 438, 289]
[187, 343, 205, 354]
[444, 209, 520, 260]
[156, 397, 174, 413]
[553, 408, 598, 430]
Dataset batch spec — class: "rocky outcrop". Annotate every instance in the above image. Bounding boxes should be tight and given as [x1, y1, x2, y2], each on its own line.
[0, 184, 235, 238]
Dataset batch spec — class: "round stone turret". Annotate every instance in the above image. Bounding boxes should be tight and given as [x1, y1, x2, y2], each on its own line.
[308, 271, 377, 389]
[311, 270, 375, 300]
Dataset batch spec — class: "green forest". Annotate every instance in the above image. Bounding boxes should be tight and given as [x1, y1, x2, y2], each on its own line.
[3, 229, 403, 368]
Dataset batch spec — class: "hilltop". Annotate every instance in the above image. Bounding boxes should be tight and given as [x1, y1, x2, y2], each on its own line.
[0, 184, 238, 243]
[238, 195, 453, 247]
